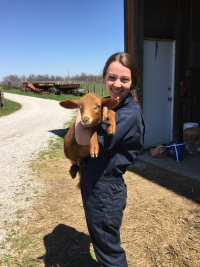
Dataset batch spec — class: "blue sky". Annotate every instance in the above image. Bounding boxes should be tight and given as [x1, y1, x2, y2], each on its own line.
[0, 0, 124, 81]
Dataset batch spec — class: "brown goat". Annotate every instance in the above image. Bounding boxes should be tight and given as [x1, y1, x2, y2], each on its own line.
[59, 93, 119, 181]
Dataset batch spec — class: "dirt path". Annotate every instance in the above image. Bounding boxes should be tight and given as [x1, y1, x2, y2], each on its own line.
[0, 93, 73, 248]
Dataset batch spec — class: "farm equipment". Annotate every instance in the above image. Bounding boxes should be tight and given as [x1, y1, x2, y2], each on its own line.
[23, 83, 84, 96]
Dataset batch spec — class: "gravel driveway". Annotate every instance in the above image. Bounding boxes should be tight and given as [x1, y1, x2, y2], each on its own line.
[0, 93, 73, 245]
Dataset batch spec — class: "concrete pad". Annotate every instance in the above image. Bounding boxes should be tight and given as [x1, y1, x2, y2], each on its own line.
[138, 150, 200, 183]
[131, 160, 148, 171]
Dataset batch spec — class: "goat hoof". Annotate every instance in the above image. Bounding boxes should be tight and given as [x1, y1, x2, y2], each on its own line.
[95, 153, 98, 157]
[90, 153, 94, 157]
[107, 130, 114, 136]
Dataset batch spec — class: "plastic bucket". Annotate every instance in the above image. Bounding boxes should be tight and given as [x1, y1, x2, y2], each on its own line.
[183, 122, 199, 137]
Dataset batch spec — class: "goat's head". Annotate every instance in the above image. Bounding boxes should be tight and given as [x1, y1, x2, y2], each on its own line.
[59, 93, 119, 127]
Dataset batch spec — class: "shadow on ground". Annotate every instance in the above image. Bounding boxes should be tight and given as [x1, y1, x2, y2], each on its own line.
[49, 128, 69, 139]
[48, 128, 200, 206]
[128, 160, 200, 205]
[37, 224, 99, 267]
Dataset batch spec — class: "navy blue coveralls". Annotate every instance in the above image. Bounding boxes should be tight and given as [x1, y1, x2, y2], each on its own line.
[81, 94, 145, 267]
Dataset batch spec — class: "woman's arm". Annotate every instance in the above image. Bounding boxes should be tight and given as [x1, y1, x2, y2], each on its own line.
[75, 108, 91, 145]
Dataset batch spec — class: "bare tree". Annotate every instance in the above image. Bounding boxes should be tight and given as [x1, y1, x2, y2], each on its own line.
[50, 75, 56, 81]
[28, 74, 36, 81]
[20, 75, 26, 81]
[45, 74, 49, 81]
[2, 72, 104, 84]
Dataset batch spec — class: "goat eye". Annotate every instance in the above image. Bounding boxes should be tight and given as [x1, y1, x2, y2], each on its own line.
[95, 105, 101, 110]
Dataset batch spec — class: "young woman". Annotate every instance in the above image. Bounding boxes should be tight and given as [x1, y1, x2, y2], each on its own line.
[75, 52, 145, 267]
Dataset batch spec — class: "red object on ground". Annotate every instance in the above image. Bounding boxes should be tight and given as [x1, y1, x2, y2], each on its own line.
[150, 147, 168, 158]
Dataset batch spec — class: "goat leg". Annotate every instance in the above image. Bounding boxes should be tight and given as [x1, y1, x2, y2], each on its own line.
[89, 126, 99, 157]
[69, 158, 86, 179]
[69, 164, 80, 179]
[106, 110, 116, 136]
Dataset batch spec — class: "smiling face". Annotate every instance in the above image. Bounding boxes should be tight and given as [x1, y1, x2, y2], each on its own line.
[104, 61, 132, 103]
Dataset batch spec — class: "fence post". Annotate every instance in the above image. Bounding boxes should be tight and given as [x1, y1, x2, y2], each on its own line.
[94, 84, 95, 93]
[0, 90, 5, 108]
[102, 85, 104, 96]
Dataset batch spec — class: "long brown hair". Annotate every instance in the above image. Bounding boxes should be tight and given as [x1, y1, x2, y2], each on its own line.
[103, 52, 139, 103]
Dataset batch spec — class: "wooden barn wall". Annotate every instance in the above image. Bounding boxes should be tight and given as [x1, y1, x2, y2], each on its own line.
[183, 0, 200, 66]
[124, 0, 144, 108]
[144, 0, 179, 39]
[181, 0, 200, 139]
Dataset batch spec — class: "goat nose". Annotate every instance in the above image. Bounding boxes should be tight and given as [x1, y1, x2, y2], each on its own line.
[82, 116, 89, 124]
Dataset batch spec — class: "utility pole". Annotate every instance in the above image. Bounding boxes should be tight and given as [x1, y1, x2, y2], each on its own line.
[68, 69, 69, 84]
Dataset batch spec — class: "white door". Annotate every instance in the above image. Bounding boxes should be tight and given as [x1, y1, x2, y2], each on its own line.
[143, 39, 175, 148]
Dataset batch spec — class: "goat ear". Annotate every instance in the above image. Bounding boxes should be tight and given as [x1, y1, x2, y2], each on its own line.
[59, 100, 79, 109]
[102, 98, 119, 108]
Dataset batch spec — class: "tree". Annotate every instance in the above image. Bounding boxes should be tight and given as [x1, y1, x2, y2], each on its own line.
[1, 73, 104, 84]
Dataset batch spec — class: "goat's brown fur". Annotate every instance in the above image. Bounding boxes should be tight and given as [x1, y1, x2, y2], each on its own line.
[59, 93, 119, 186]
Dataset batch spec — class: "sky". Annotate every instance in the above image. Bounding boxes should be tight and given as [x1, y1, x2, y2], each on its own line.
[0, 0, 124, 81]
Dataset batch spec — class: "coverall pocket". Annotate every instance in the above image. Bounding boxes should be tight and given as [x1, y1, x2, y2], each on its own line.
[106, 181, 127, 228]
[93, 183, 109, 213]
[108, 182, 127, 200]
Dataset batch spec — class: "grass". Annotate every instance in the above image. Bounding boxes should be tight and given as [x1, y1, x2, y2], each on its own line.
[0, 98, 22, 117]
[0, 230, 45, 267]
[36, 117, 75, 163]
[3, 89, 82, 101]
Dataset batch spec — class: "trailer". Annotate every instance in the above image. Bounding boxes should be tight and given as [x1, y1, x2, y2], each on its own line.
[23, 83, 84, 95]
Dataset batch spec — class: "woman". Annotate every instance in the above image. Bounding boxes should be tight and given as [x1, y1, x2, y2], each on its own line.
[75, 53, 145, 267]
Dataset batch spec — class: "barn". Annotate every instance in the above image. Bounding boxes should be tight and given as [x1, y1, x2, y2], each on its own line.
[124, 0, 200, 148]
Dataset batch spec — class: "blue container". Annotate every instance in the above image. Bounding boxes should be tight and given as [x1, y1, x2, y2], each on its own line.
[164, 141, 187, 162]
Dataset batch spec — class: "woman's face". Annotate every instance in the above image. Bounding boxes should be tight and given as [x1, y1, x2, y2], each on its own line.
[104, 61, 132, 102]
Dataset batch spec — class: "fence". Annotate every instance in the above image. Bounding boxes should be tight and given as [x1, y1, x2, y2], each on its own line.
[79, 84, 108, 96]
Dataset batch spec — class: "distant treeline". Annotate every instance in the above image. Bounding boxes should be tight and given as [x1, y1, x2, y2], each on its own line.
[2, 73, 103, 83]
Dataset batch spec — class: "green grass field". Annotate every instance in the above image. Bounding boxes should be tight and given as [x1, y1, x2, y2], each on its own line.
[0, 98, 22, 117]
[3, 89, 82, 101]
[80, 83, 109, 97]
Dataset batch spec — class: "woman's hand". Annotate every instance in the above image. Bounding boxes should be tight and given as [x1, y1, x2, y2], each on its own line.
[75, 108, 91, 145]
